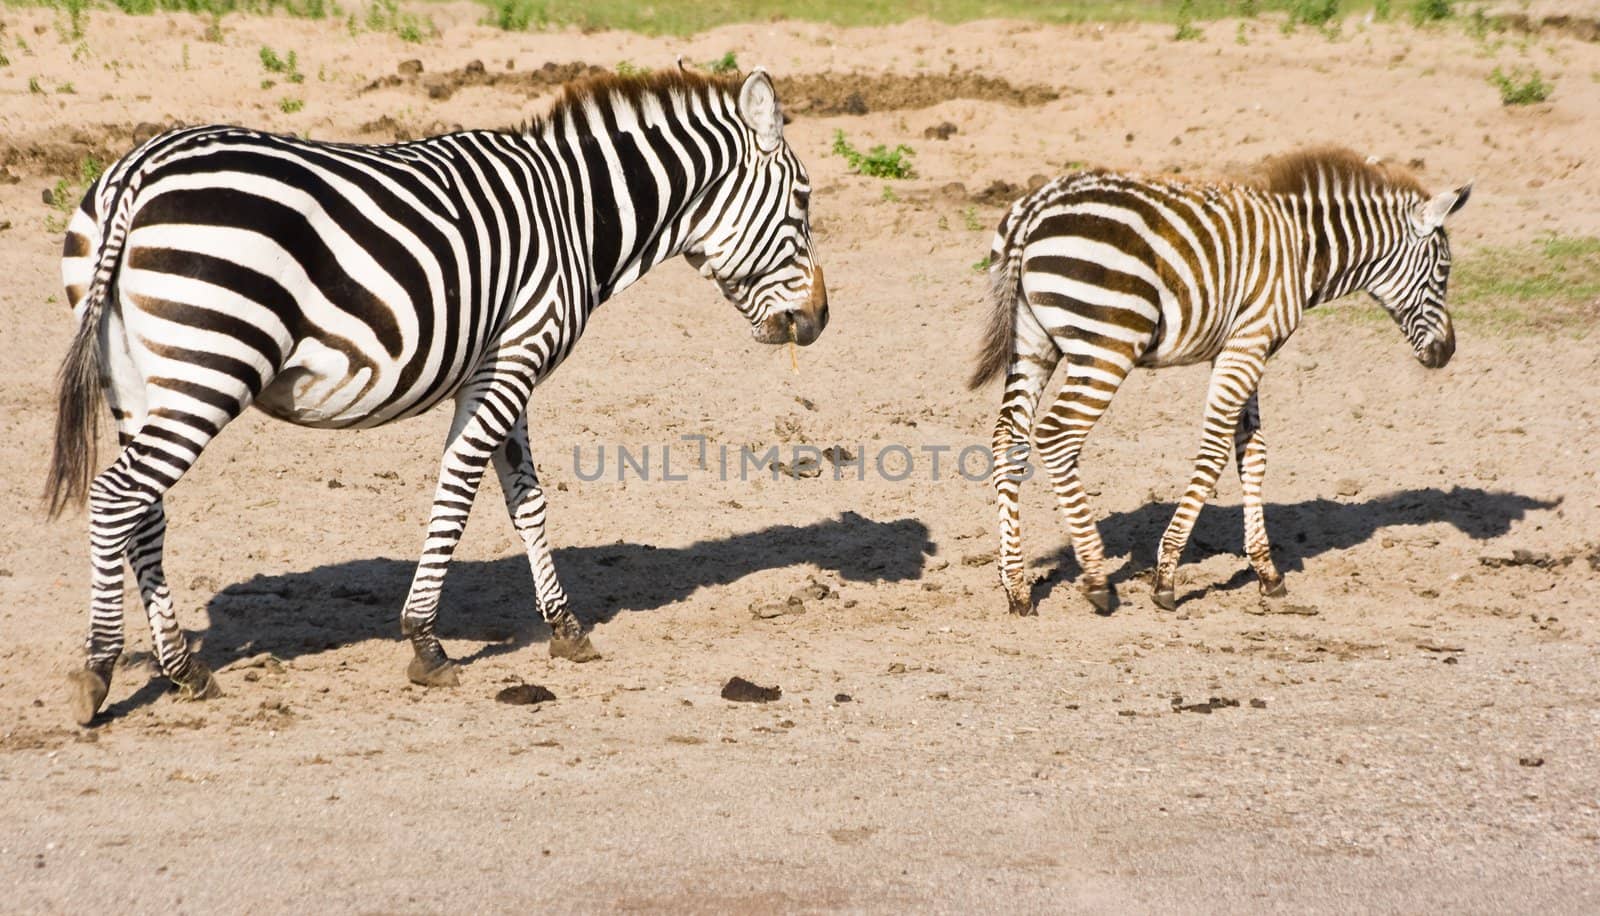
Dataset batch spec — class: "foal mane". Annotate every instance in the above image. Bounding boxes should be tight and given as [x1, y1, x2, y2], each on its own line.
[1254, 145, 1428, 197]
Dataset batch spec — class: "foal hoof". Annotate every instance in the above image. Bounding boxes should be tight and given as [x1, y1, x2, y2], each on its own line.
[68, 669, 110, 726]
[1006, 592, 1036, 617]
[406, 655, 461, 688]
[549, 634, 602, 663]
[1153, 588, 1177, 611]
[1260, 578, 1288, 598]
[1084, 586, 1113, 614]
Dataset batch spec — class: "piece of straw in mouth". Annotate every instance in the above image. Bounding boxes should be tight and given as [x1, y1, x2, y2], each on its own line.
[788, 323, 800, 374]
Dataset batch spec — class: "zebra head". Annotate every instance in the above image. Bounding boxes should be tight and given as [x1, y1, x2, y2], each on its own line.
[683, 70, 828, 347]
[1367, 182, 1472, 369]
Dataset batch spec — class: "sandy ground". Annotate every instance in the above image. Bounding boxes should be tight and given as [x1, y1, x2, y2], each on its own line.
[2, 6, 1599, 912]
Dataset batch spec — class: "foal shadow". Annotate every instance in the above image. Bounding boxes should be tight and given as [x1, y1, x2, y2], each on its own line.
[1028, 486, 1557, 611]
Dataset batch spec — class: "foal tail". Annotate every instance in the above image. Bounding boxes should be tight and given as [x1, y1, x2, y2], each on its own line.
[45, 175, 141, 518]
[967, 213, 1028, 390]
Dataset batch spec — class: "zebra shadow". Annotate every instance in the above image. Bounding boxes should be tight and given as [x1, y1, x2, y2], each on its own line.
[180, 510, 933, 677]
[1028, 486, 1558, 610]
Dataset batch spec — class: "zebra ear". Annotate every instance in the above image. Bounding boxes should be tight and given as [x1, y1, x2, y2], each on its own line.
[738, 69, 783, 152]
[1416, 183, 1472, 232]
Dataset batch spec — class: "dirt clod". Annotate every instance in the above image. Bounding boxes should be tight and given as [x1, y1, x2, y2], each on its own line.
[721, 677, 781, 703]
[495, 684, 557, 706]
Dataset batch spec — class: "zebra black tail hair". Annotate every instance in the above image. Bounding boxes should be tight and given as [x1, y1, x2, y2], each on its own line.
[968, 220, 1027, 390]
[46, 178, 138, 517]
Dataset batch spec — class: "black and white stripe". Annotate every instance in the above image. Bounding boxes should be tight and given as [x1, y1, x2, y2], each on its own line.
[49, 68, 828, 724]
[970, 147, 1469, 614]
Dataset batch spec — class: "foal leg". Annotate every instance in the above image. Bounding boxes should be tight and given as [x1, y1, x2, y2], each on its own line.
[401, 374, 529, 687]
[988, 304, 1060, 616]
[491, 414, 599, 663]
[1153, 345, 1268, 609]
[1234, 392, 1285, 597]
[1033, 350, 1134, 613]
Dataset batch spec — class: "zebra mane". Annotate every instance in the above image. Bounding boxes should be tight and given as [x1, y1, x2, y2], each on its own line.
[515, 69, 742, 136]
[1256, 146, 1428, 198]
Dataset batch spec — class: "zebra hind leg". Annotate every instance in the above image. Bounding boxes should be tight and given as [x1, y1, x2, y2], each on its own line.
[491, 416, 600, 663]
[128, 501, 222, 700]
[73, 429, 224, 722]
[987, 305, 1059, 616]
[1234, 393, 1286, 598]
[400, 379, 530, 687]
[1033, 355, 1134, 614]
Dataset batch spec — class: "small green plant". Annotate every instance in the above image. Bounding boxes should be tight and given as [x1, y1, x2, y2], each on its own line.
[1289, 0, 1340, 26]
[1236, 0, 1258, 16]
[1411, 0, 1451, 24]
[57, 0, 89, 41]
[961, 206, 982, 231]
[260, 46, 305, 82]
[880, 184, 899, 203]
[971, 255, 992, 273]
[1235, 21, 1250, 44]
[483, 0, 541, 30]
[706, 51, 738, 74]
[28, 76, 44, 94]
[1373, 0, 1392, 20]
[55, 81, 76, 94]
[615, 60, 650, 77]
[1173, 0, 1202, 41]
[0, 50, 10, 68]
[1489, 65, 1551, 105]
[203, 14, 225, 43]
[832, 130, 915, 180]
[79, 155, 104, 185]
[280, 96, 305, 114]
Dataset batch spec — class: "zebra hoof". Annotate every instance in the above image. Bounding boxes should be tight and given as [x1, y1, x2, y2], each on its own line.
[1260, 578, 1288, 598]
[1006, 592, 1035, 617]
[68, 668, 110, 726]
[174, 662, 223, 702]
[406, 654, 461, 687]
[549, 634, 602, 663]
[1153, 588, 1177, 611]
[1085, 586, 1113, 614]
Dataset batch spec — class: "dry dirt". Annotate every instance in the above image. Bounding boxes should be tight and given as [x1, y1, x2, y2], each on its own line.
[2, 5, 1600, 913]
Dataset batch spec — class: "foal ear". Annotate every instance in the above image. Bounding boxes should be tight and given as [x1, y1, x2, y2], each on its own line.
[738, 68, 783, 152]
[1416, 182, 1473, 232]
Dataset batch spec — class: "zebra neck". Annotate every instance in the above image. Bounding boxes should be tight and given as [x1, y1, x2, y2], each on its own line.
[542, 118, 735, 306]
[1290, 192, 1386, 308]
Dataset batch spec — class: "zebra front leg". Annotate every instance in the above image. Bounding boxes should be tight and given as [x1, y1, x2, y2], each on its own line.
[1234, 392, 1285, 597]
[491, 415, 600, 663]
[400, 380, 526, 687]
[1153, 347, 1268, 610]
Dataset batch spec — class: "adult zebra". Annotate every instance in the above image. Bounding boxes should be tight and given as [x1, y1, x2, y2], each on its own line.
[48, 68, 828, 725]
[970, 147, 1469, 615]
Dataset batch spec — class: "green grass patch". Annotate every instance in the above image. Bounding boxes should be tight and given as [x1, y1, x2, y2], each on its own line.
[1488, 66, 1551, 105]
[466, 0, 1394, 35]
[1317, 236, 1600, 335]
[832, 130, 914, 180]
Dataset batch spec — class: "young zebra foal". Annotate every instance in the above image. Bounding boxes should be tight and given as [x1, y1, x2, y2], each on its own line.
[971, 147, 1469, 614]
[48, 69, 828, 724]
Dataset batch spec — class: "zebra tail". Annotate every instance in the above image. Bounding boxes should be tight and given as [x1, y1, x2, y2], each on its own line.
[45, 180, 137, 518]
[967, 229, 1026, 390]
